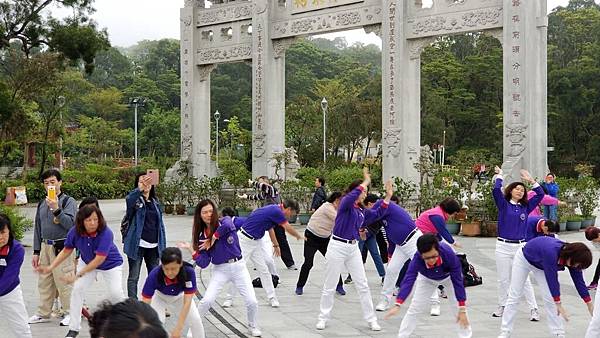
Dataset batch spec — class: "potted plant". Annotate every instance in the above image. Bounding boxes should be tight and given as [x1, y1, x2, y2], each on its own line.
[576, 176, 599, 228]
[446, 218, 460, 235]
[566, 214, 583, 231]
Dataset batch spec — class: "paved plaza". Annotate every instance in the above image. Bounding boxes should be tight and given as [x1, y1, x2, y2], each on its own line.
[1, 199, 598, 337]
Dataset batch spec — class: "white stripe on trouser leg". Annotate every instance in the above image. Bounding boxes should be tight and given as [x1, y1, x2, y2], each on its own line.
[0, 285, 33, 338]
[240, 236, 276, 300]
[318, 240, 376, 323]
[381, 231, 420, 301]
[501, 249, 564, 336]
[397, 276, 472, 338]
[495, 241, 537, 309]
[585, 288, 600, 338]
[69, 260, 124, 331]
[153, 291, 205, 338]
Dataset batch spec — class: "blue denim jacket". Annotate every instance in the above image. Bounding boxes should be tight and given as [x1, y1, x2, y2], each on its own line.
[123, 188, 166, 260]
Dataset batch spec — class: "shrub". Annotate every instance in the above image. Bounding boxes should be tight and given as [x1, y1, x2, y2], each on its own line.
[0, 204, 33, 241]
[296, 167, 322, 189]
[326, 166, 362, 191]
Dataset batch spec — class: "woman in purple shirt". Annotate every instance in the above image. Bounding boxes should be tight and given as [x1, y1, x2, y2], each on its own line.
[492, 166, 544, 320]
[499, 236, 593, 338]
[384, 234, 471, 338]
[38, 204, 124, 338]
[316, 168, 392, 332]
[141, 247, 203, 338]
[0, 214, 33, 338]
[179, 199, 261, 337]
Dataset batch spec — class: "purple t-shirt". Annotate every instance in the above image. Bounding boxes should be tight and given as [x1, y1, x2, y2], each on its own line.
[396, 242, 466, 306]
[522, 236, 590, 303]
[241, 204, 287, 239]
[0, 239, 24, 296]
[193, 217, 243, 268]
[142, 264, 197, 298]
[64, 227, 123, 270]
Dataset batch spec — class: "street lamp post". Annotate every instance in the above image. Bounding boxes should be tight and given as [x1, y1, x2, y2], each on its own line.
[214, 110, 220, 169]
[129, 97, 146, 167]
[321, 97, 328, 165]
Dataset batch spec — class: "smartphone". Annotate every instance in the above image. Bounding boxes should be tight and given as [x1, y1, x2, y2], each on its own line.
[147, 169, 159, 186]
[47, 185, 56, 201]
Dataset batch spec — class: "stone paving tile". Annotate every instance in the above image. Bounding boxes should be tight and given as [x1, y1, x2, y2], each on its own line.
[1, 199, 597, 337]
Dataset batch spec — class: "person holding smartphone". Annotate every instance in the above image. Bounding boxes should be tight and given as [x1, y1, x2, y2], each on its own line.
[123, 173, 167, 299]
[30, 169, 78, 327]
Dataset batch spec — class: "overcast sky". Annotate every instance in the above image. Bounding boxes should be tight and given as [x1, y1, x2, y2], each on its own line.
[67, 0, 586, 47]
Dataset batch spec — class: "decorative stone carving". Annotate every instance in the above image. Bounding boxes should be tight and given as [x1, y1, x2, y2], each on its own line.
[184, 0, 197, 8]
[506, 123, 527, 157]
[284, 147, 301, 180]
[271, 5, 383, 39]
[363, 24, 382, 37]
[253, 133, 267, 158]
[407, 7, 502, 38]
[197, 44, 252, 65]
[273, 37, 298, 58]
[198, 64, 217, 82]
[409, 36, 436, 59]
[197, 3, 254, 26]
[383, 128, 402, 158]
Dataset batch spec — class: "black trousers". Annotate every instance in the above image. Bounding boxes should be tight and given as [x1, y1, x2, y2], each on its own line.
[592, 258, 600, 284]
[274, 224, 295, 267]
[296, 230, 343, 288]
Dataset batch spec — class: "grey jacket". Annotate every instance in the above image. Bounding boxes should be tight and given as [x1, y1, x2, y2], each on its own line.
[33, 193, 77, 253]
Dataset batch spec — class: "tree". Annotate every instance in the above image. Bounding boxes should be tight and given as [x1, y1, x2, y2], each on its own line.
[82, 87, 127, 121]
[139, 109, 180, 157]
[0, 1, 109, 69]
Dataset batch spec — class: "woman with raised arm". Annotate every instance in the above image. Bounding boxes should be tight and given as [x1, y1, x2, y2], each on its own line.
[315, 168, 392, 332]
[491, 166, 544, 321]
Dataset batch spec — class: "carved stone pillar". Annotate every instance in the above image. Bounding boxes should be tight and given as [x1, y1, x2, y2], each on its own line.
[381, 0, 419, 183]
[180, 3, 216, 178]
[252, 0, 285, 179]
[502, 0, 548, 182]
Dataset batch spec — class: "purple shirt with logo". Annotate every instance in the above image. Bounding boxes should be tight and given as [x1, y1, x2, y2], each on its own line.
[64, 227, 123, 270]
[142, 264, 197, 298]
[193, 216, 242, 268]
[493, 177, 544, 240]
[0, 239, 24, 296]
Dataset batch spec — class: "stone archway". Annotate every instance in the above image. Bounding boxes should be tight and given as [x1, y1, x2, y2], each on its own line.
[178, 0, 548, 183]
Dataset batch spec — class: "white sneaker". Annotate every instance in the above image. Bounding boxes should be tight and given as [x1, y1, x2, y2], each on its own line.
[222, 299, 233, 308]
[316, 319, 326, 330]
[376, 298, 390, 311]
[369, 320, 381, 331]
[249, 326, 262, 337]
[430, 304, 441, 316]
[60, 314, 71, 326]
[492, 305, 505, 317]
[269, 297, 280, 308]
[28, 314, 50, 324]
[498, 330, 511, 338]
[530, 308, 540, 321]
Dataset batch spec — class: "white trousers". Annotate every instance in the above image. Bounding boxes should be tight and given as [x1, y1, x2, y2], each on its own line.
[495, 240, 538, 309]
[224, 235, 277, 302]
[501, 248, 564, 335]
[70, 260, 125, 331]
[198, 260, 258, 328]
[397, 275, 472, 338]
[585, 287, 600, 338]
[152, 291, 204, 338]
[318, 239, 376, 323]
[0, 285, 32, 338]
[235, 235, 276, 300]
[381, 230, 421, 301]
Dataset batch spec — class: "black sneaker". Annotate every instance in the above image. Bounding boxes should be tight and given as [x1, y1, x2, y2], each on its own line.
[65, 330, 79, 337]
[344, 275, 353, 284]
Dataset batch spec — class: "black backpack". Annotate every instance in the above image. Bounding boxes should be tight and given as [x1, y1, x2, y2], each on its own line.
[251, 275, 280, 288]
[456, 253, 483, 287]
